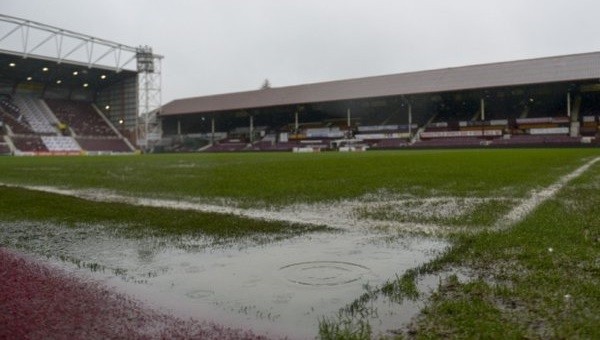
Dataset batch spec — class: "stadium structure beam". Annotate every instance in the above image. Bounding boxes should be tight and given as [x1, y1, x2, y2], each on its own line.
[567, 92, 571, 117]
[346, 108, 351, 128]
[408, 103, 413, 137]
[136, 46, 163, 150]
[211, 116, 216, 144]
[0, 14, 156, 71]
[0, 14, 164, 149]
[480, 98, 485, 121]
[249, 114, 255, 143]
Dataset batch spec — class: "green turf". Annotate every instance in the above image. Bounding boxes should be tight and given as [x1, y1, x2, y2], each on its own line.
[0, 149, 597, 207]
[0, 186, 327, 240]
[397, 158, 600, 339]
[318, 151, 600, 339]
[1, 148, 600, 338]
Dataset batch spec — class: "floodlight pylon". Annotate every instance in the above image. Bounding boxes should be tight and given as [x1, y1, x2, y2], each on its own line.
[136, 46, 163, 150]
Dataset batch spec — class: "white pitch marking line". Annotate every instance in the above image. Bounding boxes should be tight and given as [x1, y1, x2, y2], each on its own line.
[0, 183, 446, 233]
[494, 156, 600, 230]
[3, 156, 597, 234]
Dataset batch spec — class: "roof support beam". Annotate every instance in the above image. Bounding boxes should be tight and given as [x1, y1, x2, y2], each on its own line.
[480, 98, 485, 121]
[346, 108, 351, 128]
[0, 14, 161, 73]
[567, 92, 571, 117]
[408, 103, 413, 137]
[249, 115, 254, 143]
[0, 24, 21, 44]
[294, 110, 299, 132]
[25, 31, 57, 57]
[211, 116, 216, 145]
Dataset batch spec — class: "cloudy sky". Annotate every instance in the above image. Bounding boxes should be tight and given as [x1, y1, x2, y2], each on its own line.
[2, 0, 600, 104]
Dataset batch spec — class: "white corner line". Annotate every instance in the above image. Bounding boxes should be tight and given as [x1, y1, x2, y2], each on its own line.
[494, 156, 600, 231]
[0, 182, 447, 232]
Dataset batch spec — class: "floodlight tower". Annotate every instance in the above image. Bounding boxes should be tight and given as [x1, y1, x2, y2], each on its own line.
[136, 46, 163, 150]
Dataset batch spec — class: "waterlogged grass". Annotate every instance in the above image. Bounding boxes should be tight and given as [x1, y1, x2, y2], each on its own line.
[0, 149, 597, 207]
[0, 186, 327, 240]
[0, 186, 332, 279]
[320, 154, 600, 339]
[404, 165, 600, 338]
[2, 149, 600, 338]
[356, 197, 517, 228]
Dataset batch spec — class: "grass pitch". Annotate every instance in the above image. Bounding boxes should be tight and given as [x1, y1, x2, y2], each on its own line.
[0, 149, 595, 206]
[1, 148, 599, 338]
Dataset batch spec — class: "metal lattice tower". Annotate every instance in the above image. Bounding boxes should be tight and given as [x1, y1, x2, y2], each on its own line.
[136, 46, 163, 149]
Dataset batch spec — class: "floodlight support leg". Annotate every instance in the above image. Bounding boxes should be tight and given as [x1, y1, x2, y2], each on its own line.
[347, 108, 351, 128]
[480, 98, 485, 121]
[294, 111, 299, 133]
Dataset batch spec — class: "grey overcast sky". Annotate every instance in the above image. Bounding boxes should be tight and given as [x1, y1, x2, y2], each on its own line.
[2, 0, 600, 104]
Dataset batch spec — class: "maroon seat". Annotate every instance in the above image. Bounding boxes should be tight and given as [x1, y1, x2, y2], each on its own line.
[373, 138, 409, 148]
[12, 136, 48, 152]
[0, 143, 11, 154]
[0, 111, 34, 135]
[75, 137, 132, 152]
[205, 142, 248, 152]
[413, 137, 483, 148]
[46, 99, 117, 137]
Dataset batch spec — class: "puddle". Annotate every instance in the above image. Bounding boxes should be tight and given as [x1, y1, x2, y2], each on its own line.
[0, 221, 446, 338]
[279, 261, 371, 286]
[0, 183, 462, 233]
[3, 157, 597, 337]
[340, 267, 476, 337]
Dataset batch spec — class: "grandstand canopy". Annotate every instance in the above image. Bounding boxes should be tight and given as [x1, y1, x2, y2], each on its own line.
[0, 52, 136, 92]
[0, 14, 142, 94]
[0, 14, 162, 136]
[161, 51, 600, 117]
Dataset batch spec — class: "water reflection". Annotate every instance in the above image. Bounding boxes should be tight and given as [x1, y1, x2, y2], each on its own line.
[0, 221, 446, 338]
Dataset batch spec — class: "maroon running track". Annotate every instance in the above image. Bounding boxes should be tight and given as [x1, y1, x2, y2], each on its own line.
[0, 247, 267, 339]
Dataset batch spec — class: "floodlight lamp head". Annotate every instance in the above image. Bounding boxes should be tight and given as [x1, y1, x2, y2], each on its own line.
[136, 45, 155, 73]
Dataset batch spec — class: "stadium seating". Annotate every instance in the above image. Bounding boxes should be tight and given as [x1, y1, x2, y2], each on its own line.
[413, 137, 484, 148]
[0, 111, 35, 135]
[0, 95, 21, 117]
[41, 136, 82, 152]
[490, 135, 580, 146]
[12, 95, 57, 134]
[45, 99, 117, 137]
[164, 92, 600, 152]
[371, 138, 410, 149]
[0, 142, 11, 155]
[11, 136, 49, 153]
[205, 140, 248, 152]
[75, 137, 133, 153]
[0, 96, 135, 154]
[581, 116, 599, 136]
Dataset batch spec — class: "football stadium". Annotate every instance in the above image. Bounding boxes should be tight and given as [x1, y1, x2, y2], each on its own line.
[1, 13, 600, 339]
[160, 52, 600, 152]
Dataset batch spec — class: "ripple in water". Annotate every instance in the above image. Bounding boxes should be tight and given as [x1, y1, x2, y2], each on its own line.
[185, 289, 214, 299]
[279, 261, 371, 286]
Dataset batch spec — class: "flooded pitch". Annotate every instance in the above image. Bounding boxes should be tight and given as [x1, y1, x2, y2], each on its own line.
[3, 155, 599, 337]
[1, 221, 446, 338]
